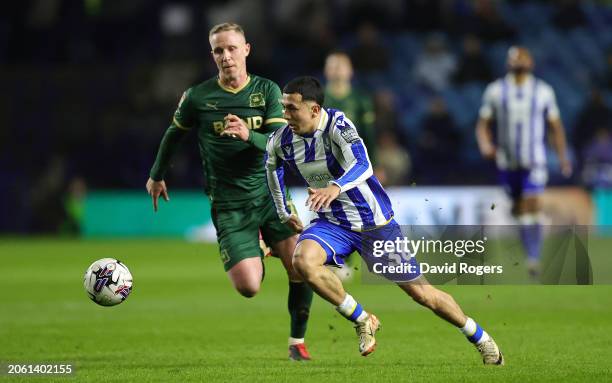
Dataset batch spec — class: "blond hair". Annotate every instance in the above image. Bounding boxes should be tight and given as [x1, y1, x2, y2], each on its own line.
[208, 22, 245, 39]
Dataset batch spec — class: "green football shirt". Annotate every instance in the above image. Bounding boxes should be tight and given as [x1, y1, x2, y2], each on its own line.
[150, 75, 286, 208]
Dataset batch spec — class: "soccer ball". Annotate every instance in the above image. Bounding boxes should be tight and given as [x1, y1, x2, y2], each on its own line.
[84, 258, 133, 306]
[328, 265, 355, 282]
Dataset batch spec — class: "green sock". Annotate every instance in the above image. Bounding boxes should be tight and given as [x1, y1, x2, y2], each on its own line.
[288, 281, 313, 339]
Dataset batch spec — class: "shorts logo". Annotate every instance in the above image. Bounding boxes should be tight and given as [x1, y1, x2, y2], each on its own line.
[220, 249, 231, 264]
[249, 93, 265, 107]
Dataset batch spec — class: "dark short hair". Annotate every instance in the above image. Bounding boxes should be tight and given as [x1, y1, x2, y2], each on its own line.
[283, 76, 325, 106]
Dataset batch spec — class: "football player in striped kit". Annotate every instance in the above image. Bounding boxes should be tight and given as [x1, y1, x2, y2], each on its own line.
[266, 76, 503, 364]
[476, 47, 572, 277]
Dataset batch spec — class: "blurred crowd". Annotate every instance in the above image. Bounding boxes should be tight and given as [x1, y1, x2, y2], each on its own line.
[2, 0, 612, 232]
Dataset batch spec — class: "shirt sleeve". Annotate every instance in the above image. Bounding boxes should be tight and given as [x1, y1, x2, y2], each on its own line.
[329, 116, 373, 193]
[479, 82, 497, 120]
[149, 126, 189, 181]
[262, 82, 287, 131]
[265, 132, 292, 222]
[544, 85, 561, 121]
[172, 88, 196, 130]
[149, 90, 195, 180]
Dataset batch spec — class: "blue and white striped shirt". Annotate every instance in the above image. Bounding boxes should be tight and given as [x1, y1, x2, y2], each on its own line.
[265, 108, 393, 231]
[480, 74, 561, 171]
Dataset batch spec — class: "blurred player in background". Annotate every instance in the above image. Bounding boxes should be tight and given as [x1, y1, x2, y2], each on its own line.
[324, 52, 377, 164]
[476, 46, 572, 277]
[266, 76, 504, 364]
[146, 23, 313, 361]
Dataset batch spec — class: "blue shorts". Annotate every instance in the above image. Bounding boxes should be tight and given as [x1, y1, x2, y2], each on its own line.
[298, 218, 421, 282]
[498, 168, 547, 199]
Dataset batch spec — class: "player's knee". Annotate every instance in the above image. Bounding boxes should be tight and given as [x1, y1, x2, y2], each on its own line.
[292, 252, 316, 279]
[236, 283, 260, 298]
[291, 254, 308, 276]
[232, 276, 261, 298]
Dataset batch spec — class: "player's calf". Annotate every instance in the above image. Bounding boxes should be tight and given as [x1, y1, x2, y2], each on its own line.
[399, 280, 504, 365]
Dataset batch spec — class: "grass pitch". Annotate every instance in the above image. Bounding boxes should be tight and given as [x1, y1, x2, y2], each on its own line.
[1, 238, 611, 382]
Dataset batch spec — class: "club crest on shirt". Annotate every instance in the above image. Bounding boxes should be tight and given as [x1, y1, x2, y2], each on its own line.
[249, 93, 265, 107]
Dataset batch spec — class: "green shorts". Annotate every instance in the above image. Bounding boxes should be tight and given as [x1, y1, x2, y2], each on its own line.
[211, 194, 296, 271]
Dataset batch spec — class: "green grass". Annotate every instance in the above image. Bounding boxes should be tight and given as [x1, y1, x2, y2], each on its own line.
[1, 238, 611, 382]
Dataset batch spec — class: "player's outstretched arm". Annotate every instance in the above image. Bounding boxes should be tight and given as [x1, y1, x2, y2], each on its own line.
[146, 178, 169, 212]
[148, 123, 189, 211]
[475, 117, 496, 160]
[547, 117, 572, 177]
[150, 117, 191, 180]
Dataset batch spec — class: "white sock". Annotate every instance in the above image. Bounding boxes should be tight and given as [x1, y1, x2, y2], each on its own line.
[336, 294, 356, 315]
[460, 317, 477, 335]
[336, 294, 368, 323]
[460, 317, 490, 345]
[288, 337, 304, 346]
[519, 213, 542, 225]
[355, 310, 368, 323]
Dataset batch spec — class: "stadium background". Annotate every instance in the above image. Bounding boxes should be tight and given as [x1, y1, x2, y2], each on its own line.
[2, 1, 612, 381]
[2, 0, 612, 234]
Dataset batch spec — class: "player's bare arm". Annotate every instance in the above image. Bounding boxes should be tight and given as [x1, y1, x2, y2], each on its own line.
[146, 178, 169, 212]
[475, 117, 496, 160]
[547, 117, 572, 177]
[306, 185, 341, 212]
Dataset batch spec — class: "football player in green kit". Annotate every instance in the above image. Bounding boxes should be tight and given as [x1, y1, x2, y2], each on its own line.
[146, 23, 313, 361]
[324, 51, 377, 164]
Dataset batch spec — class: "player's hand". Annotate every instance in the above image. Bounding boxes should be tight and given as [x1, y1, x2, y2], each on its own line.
[284, 214, 304, 233]
[306, 184, 341, 212]
[480, 143, 496, 161]
[220, 114, 250, 141]
[146, 177, 169, 212]
[560, 158, 573, 178]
